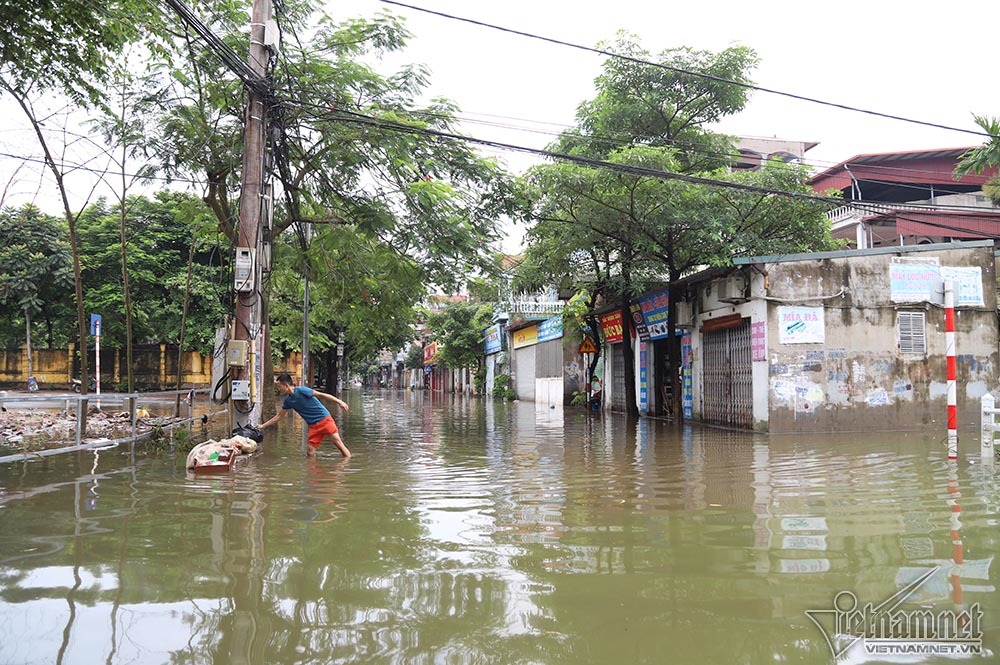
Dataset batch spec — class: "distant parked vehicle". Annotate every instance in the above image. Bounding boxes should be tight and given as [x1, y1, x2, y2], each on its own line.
[71, 375, 96, 393]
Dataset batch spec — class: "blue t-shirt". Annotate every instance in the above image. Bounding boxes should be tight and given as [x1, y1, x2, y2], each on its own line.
[282, 386, 330, 425]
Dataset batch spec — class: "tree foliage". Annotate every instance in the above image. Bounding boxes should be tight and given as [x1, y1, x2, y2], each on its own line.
[427, 301, 494, 370]
[0, 206, 75, 347]
[518, 37, 835, 417]
[0, 0, 145, 103]
[955, 115, 1000, 205]
[77, 193, 227, 354]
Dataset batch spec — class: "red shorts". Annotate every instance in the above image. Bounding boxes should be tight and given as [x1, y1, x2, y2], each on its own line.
[307, 416, 339, 448]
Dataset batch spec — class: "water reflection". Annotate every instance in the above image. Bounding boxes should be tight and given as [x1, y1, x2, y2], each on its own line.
[0, 392, 998, 663]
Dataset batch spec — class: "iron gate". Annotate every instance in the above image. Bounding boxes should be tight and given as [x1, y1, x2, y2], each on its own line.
[610, 343, 626, 412]
[702, 319, 753, 428]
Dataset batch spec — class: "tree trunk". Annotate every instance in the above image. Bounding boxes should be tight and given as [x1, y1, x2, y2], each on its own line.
[10, 89, 89, 420]
[619, 297, 639, 419]
[120, 149, 134, 394]
[620, 252, 639, 419]
[25, 307, 33, 383]
[175, 228, 196, 416]
[327, 348, 339, 395]
[667, 281, 683, 425]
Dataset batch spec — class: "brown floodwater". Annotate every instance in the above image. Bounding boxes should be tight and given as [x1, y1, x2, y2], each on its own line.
[0, 390, 997, 664]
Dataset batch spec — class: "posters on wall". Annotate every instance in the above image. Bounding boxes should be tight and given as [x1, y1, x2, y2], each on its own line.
[751, 321, 767, 361]
[778, 306, 825, 344]
[682, 333, 693, 419]
[941, 266, 984, 306]
[889, 260, 984, 306]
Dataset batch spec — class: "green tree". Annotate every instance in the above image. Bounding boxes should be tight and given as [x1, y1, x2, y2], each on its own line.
[152, 6, 515, 401]
[78, 193, 226, 355]
[955, 115, 1000, 205]
[0, 0, 143, 105]
[0, 206, 74, 381]
[427, 301, 494, 373]
[520, 38, 834, 419]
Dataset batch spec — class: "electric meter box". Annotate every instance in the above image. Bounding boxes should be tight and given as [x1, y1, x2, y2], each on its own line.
[234, 247, 255, 292]
[226, 340, 249, 367]
[231, 380, 251, 401]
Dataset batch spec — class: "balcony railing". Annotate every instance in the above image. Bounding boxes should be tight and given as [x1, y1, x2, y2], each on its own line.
[825, 202, 932, 225]
[508, 300, 565, 316]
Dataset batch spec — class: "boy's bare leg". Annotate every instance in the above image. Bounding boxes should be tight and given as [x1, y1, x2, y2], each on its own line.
[331, 432, 351, 458]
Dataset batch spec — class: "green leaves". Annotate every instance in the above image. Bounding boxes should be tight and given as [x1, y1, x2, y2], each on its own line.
[955, 115, 1000, 205]
[0, 206, 75, 347]
[427, 301, 495, 370]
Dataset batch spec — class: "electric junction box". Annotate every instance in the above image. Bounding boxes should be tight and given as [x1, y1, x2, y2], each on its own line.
[234, 247, 255, 293]
[231, 380, 250, 401]
[227, 339, 249, 367]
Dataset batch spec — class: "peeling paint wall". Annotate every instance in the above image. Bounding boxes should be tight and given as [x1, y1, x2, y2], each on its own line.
[760, 245, 998, 433]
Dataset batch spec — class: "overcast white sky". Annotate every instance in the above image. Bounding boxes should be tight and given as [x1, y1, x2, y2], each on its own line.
[333, 0, 1000, 174]
[2, 1, 997, 252]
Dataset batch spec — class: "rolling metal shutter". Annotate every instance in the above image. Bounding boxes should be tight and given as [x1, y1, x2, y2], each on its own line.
[610, 343, 626, 412]
[702, 318, 752, 428]
[514, 345, 535, 402]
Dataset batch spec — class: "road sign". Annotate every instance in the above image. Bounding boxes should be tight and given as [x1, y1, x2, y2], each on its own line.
[578, 337, 598, 354]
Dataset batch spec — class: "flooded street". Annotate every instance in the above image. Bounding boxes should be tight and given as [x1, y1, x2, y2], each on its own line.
[1, 390, 998, 664]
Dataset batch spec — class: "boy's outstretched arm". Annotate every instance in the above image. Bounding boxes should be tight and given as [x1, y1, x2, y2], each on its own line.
[260, 408, 288, 429]
[314, 391, 349, 412]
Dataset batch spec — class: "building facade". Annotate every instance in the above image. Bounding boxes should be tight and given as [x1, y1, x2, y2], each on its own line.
[699, 241, 998, 431]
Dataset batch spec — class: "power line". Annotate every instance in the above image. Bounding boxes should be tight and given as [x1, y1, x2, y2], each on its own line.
[0, 149, 210, 187]
[286, 100, 1000, 215]
[153, 0, 999, 227]
[379, 0, 997, 141]
[377, 105, 989, 189]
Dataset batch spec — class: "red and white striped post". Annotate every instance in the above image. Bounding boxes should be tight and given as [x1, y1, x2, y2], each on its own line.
[945, 280, 958, 460]
[947, 463, 966, 627]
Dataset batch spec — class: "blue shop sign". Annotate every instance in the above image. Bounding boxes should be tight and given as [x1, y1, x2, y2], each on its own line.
[537, 316, 563, 343]
[639, 291, 670, 340]
[484, 324, 503, 355]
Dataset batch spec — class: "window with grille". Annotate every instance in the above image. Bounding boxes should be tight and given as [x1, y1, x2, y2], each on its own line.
[898, 311, 926, 354]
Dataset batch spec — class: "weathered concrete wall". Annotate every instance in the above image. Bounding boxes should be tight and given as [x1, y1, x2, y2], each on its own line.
[762, 244, 998, 433]
[0, 344, 215, 389]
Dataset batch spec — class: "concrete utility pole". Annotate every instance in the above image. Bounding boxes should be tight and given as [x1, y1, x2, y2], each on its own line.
[232, 0, 272, 430]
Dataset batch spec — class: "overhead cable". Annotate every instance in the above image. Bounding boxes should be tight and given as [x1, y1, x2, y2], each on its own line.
[379, 0, 997, 140]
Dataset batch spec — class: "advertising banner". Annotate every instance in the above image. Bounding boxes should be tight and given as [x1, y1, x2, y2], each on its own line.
[630, 303, 650, 341]
[639, 344, 648, 412]
[682, 333, 693, 419]
[422, 341, 438, 365]
[639, 291, 670, 340]
[537, 316, 563, 343]
[751, 321, 767, 361]
[599, 310, 624, 343]
[778, 306, 824, 344]
[484, 324, 502, 355]
[512, 324, 539, 349]
[890, 261, 984, 306]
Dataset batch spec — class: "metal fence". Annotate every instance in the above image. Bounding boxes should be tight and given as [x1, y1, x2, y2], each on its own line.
[0, 388, 228, 464]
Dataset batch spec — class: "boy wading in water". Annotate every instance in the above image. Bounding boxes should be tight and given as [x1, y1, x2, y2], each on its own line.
[260, 373, 351, 458]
